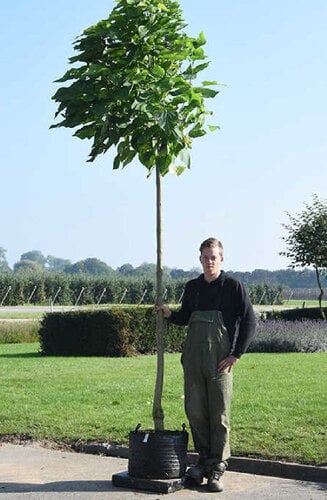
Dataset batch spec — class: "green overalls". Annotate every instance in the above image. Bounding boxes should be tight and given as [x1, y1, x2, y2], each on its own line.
[182, 310, 233, 467]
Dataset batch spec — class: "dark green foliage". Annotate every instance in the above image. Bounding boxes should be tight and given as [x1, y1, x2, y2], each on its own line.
[0, 274, 285, 306]
[265, 307, 327, 321]
[39, 309, 133, 357]
[247, 283, 283, 305]
[51, 0, 219, 175]
[39, 307, 186, 356]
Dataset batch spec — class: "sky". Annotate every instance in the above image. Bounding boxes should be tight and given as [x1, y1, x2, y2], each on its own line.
[1, 0, 326, 272]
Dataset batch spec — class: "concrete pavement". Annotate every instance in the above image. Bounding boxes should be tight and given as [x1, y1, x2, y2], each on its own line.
[0, 442, 326, 499]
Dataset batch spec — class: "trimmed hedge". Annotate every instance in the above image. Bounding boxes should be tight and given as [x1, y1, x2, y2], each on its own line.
[39, 309, 133, 356]
[39, 307, 326, 357]
[39, 307, 187, 357]
[265, 307, 327, 321]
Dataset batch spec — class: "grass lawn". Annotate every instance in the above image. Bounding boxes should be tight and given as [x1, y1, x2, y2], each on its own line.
[0, 343, 326, 465]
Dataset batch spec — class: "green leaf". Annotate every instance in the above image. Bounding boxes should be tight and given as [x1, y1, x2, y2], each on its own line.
[178, 148, 191, 169]
[208, 125, 220, 132]
[202, 80, 218, 86]
[73, 124, 96, 139]
[113, 154, 121, 170]
[195, 31, 207, 47]
[188, 125, 206, 138]
[169, 165, 186, 176]
[196, 87, 219, 98]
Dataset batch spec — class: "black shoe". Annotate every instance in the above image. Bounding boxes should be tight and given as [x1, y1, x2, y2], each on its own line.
[207, 462, 226, 492]
[185, 465, 205, 486]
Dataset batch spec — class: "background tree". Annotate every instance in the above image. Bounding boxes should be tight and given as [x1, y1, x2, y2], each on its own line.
[280, 194, 327, 318]
[46, 255, 72, 272]
[51, 0, 219, 430]
[65, 257, 114, 275]
[20, 250, 47, 268]
[13, 260, 44, 274]
[0, 247, 11, 273]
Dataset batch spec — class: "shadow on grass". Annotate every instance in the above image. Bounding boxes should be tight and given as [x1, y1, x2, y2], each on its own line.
[0, 352, 43, 359]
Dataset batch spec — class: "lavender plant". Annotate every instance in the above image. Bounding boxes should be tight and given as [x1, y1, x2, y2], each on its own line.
[248, 320, 327, 353]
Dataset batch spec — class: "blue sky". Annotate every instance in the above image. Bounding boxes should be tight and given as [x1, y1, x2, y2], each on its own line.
[1, 0, 326, 271]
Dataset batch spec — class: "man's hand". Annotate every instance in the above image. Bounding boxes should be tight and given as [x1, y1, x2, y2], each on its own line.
[154, 305, 172, 319]
[217, 355, 239, 373]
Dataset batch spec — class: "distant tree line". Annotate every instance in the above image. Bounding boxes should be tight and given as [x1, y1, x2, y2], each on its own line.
[0, 247, 325, 289]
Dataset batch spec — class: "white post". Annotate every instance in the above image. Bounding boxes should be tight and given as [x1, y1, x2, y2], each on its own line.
[258, 291, 266, 305]
[52, 287, 61, 305]
[27, 285, 37, 303]
[1, 286, 11, 306]
[97, 287, 106, 305]
[75, 287, 85, 306]
[119, 288, 127, 304]
[178, 288, 185, 304]
[138, 289, 147, 305]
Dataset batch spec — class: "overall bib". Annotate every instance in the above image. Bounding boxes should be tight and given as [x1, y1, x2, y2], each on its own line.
[182, 310, 233, 467]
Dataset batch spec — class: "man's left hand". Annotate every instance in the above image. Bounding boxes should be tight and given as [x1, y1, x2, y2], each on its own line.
[217, 355, 239, 373]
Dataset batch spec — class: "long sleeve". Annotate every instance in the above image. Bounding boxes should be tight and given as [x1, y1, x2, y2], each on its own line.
[230, 282, 257, 358]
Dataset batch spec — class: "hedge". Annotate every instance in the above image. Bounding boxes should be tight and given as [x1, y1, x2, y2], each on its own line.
[39, 307, 326, 357]
[39, 307, 187, 357]
[265, 307, 327, 321]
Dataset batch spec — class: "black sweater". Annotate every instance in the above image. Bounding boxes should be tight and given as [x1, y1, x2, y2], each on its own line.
[170, 271, 256, 358]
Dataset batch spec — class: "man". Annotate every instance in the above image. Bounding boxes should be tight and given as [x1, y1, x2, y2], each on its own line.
[157, 237, 256, 492]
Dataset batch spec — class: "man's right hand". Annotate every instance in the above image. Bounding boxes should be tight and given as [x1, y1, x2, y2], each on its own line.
[154, 305, 172, 318]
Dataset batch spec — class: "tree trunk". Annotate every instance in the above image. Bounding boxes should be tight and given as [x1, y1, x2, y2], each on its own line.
[315, 266, 326, 320]
[152, 165, 165, 431]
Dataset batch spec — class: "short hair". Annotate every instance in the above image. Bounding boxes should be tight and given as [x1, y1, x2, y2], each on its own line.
[199, 237, 224, 256]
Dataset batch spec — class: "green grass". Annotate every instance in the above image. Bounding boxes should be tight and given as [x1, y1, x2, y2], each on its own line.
[0, 343, 326, 465]
[0, 320, 40, 344]
[283, 299, 327, 307]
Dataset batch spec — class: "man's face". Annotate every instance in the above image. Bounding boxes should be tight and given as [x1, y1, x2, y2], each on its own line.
[200, 245, 224, 280]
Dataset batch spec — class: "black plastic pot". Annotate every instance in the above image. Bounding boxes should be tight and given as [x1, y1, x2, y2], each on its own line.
[128, 424, 188, 479]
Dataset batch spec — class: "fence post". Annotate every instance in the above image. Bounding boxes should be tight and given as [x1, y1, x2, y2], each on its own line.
[119, 288, 127, 304]
[75, 287, 85, 306]
[97, 287, 107, 305]
[138, 289, 147, 305]
[1, 286, 11, 306]
[27, 285, 37, 304]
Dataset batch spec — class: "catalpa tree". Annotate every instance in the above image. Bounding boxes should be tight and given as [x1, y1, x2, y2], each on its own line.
[51, 0, 220, 431]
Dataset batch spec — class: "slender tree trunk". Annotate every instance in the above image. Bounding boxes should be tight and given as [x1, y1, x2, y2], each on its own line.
[152, 165, 165, 431]
[315, 266, 326, 320]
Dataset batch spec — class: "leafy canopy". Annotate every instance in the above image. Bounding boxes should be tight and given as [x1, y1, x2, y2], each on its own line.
[51, 0, 219, 176]
[281, 194, 327, 273]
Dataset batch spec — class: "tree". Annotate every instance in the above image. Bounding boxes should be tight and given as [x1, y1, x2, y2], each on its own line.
[13, 260, 44, 274]
[0, 247, 11, 273]
[65, 257, 113, 275]
[280, 194, 327, 318]
[46, 255, 72, 272]
[117, 263, 135, 276]
[21, 250, 46, 267]
[51, 0, 219, 430]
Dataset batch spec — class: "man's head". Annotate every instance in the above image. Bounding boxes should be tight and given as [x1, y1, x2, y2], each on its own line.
[199, 237, 224, 282]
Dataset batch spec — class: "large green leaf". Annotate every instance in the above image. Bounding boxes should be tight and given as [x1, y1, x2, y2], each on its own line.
[51, 0, 220, 177]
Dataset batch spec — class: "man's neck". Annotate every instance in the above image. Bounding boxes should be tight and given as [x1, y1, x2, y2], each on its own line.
[204, 271, 221, 283]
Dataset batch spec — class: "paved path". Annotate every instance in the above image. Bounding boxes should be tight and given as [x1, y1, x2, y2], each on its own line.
[0, 443, 326, 499]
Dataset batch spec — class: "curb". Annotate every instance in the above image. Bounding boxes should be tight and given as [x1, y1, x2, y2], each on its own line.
[73, 443, 327, 484]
